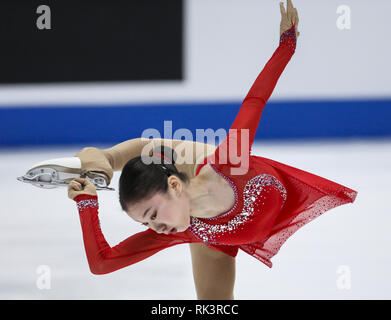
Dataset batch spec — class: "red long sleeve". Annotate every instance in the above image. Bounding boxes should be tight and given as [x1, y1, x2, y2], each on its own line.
[73, 194, 190, 274]
[212, 25, 297, 167]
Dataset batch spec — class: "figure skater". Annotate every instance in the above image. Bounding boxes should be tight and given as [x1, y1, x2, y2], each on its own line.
[66, 0, 357, 299]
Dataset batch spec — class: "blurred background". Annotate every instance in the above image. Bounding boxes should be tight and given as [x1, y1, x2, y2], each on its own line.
[0, 0, 390, 299]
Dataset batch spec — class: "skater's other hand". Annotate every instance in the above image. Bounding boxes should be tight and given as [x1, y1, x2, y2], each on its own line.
[280, 0, 300, 38]
[68, 177, 97, 200]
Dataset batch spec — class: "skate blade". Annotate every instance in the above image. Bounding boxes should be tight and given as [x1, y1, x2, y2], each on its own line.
[17, 166, 115, 191]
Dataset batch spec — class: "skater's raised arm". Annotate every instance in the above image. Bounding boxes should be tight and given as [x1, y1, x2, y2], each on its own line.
[213, 1, 299, 165]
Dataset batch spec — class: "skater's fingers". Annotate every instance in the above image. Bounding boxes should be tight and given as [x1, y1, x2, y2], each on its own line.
[70, 179, 81, 185]
[293, 7, 299, 27]
[74, 177, 90, 187]
[280, 2, 286, 17]
[69, 181, 82, 191]
[287, 0, 294, 13]
[287, 0, 295, 24]
[69, 180, 78, 187]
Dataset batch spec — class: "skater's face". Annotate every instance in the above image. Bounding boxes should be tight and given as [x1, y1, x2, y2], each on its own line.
[126, 175, 191, 234]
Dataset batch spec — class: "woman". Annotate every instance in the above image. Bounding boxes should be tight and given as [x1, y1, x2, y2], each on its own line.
[68, 0, 357, 299]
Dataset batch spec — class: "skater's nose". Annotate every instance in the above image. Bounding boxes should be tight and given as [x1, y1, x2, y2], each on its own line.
[153, 223, 168, 234]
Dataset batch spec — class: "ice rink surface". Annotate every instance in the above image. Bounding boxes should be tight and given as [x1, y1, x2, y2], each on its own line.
[0, 138, 390, 299]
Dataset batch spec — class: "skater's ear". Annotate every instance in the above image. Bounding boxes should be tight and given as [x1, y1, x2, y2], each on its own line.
[167, 175, 183, 197]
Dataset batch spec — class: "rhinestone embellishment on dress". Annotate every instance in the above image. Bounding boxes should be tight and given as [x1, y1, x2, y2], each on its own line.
[190, 173, 287, 244]
[280, 25, 296, 52]
[76, 199, 99, 211]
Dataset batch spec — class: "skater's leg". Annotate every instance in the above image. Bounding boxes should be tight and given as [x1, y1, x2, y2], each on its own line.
[189, 243, 236, 300]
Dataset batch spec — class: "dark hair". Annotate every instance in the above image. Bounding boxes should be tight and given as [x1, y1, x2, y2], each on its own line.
[119, 145, 189, 212]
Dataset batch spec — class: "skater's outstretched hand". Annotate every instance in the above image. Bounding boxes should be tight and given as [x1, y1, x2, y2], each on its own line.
[68, 177, 97, 200]
[280, 0, 300, 38]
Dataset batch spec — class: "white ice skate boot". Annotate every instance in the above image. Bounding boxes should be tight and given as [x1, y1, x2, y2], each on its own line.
[17, 157, 115, 191]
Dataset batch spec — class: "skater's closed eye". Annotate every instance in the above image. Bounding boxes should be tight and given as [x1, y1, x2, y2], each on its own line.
[141, 209, 157, 226]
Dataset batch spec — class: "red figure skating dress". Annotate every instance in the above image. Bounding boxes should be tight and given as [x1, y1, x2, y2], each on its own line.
[73, 25, 357, 274]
